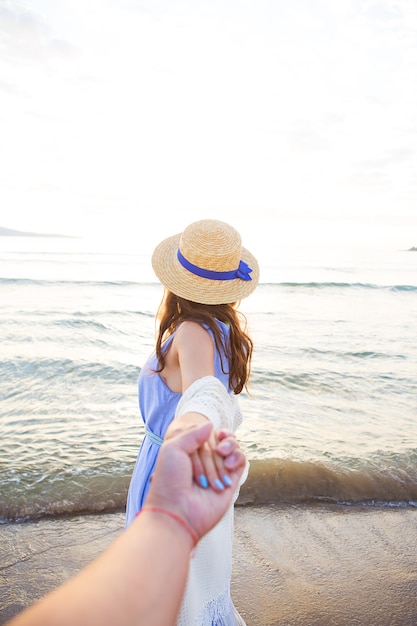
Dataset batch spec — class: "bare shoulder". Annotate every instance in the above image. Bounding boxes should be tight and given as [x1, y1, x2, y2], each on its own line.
[175, 320, 212, 344]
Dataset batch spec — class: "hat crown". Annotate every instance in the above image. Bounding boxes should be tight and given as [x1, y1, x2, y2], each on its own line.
[179, 220, 242, 273]
[151, 218, 259, 305]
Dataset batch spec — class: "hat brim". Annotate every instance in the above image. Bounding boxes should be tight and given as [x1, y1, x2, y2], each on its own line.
[152, 233, 259, 305]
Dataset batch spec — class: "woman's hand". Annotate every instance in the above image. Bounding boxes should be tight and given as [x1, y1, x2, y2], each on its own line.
[165, 413, 240, 492]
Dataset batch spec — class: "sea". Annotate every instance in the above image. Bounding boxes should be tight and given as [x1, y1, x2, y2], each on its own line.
[1, 235, 417, 524]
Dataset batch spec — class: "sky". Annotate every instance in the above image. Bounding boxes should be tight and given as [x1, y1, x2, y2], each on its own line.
[0, 0, 416, 255]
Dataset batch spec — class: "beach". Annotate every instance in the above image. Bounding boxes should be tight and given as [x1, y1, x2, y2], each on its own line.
[1, 241, 417, 624]
[2, 504, 417, 626]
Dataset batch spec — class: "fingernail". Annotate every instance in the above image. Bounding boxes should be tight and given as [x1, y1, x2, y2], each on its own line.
[199, 475, 209, 489]
[218, 440, 232, 454]
[224, 454, 237, 468]
[223, 475, 233, 487]
[214, 479, 225, 491]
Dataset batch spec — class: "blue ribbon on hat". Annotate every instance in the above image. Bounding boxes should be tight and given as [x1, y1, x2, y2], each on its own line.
[177, 249, 252, 281]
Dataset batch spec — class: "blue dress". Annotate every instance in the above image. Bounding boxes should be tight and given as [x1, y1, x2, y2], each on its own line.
[125, 320, 230, 525]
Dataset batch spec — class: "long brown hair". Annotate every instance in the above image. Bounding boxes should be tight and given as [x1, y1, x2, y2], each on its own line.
[154, 290, 253, 394]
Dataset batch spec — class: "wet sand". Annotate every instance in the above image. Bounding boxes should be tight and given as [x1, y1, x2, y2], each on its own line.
[1, 505, 417, 625]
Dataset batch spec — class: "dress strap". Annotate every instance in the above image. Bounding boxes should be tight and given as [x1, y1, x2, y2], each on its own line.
[145, 427, 164, 446]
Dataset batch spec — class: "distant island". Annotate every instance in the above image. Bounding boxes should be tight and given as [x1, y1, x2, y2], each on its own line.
[0, 226, 76, 238]
[408, 247, 417, 252]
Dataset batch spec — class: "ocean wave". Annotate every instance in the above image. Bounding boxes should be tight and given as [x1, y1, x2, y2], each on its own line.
[0, 309, 153, 323]
[0, 277, 154, 287]
[260, 281, 417, 291]
[0, 473, 130, 523]
[2, 277, 417, 291]
[2, 455, 417, 523]
[301, 347, 407, 361]
[1, 357, 139, 387]
[250, 368, 367, 395]
[251, 369, 336, 392]
[390, 284, 417, 292]
[276, 281, 378, 289]
[238, 457, 417, 507]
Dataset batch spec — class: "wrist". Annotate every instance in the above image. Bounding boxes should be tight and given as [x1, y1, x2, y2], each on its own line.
[137, 506, 199, 548]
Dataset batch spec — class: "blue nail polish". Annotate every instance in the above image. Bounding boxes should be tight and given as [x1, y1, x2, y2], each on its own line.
[199, 475, 209, 489]
[215, 479, 225, 491]
[223, 475, 232, 487]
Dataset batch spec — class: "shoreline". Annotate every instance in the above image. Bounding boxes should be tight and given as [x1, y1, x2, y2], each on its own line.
[1, 505, 417, 625]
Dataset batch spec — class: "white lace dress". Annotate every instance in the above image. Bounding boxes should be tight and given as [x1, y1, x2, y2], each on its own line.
[174, 376, 248, 626]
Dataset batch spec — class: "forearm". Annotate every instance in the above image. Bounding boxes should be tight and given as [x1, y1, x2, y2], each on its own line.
[8, 513, 192, 626]
[166, 410, 208, 439]
[7, 422, 246, 626]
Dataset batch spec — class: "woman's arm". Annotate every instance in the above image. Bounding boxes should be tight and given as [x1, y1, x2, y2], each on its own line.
[175, 321, 215, 390]
[165, 322, 233, 490]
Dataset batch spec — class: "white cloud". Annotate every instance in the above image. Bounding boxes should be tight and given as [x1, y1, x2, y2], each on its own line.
[0, 0, 416, 248]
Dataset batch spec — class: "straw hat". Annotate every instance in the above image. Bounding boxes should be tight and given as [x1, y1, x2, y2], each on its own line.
[151, 219, 259, 304]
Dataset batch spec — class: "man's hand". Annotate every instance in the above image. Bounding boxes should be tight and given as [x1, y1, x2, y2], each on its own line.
[145, 422, 246, 541]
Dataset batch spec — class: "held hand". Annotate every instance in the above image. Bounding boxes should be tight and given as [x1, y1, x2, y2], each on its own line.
[144, 422, 246, 542]
[190, 427, 240, 491]
[165, 413, 236, 491]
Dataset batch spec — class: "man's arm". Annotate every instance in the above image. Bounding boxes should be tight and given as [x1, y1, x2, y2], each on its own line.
[7, 421, 245, 626]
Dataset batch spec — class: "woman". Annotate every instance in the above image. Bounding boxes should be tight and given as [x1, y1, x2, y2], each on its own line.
[125, 219, 259, 625]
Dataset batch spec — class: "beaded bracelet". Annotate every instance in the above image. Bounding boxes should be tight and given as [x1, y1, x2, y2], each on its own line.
[137, 507, 199, 547]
